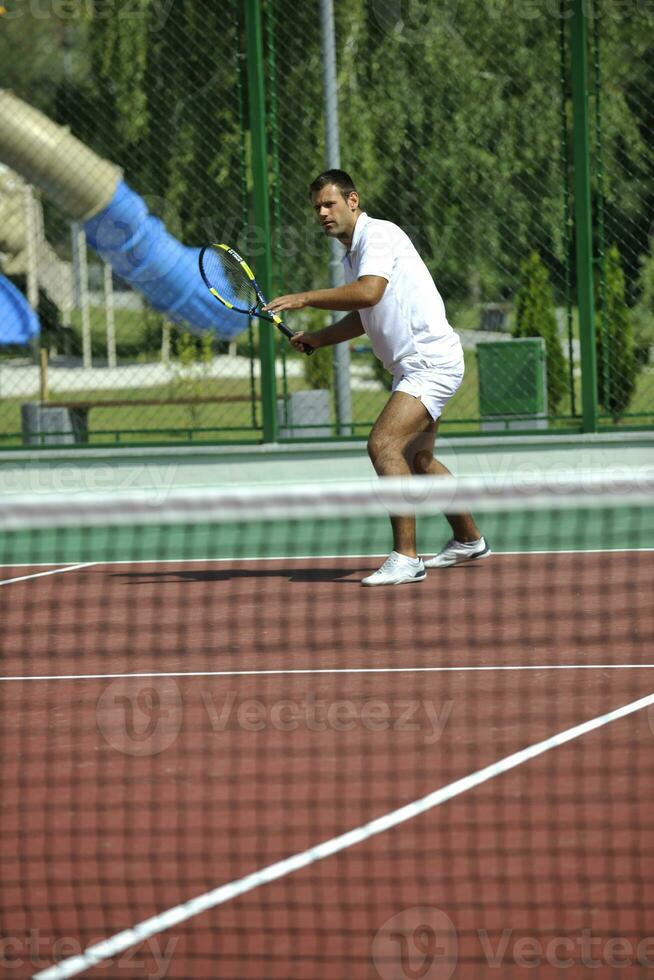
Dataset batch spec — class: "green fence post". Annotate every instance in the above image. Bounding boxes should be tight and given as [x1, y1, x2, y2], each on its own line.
[570, 0, 598, 432]
[244, 0, 278, 442]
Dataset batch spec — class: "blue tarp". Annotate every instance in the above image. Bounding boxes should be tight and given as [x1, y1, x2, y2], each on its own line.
[85, 181, 244, 338]
[0, 274, 39, 345]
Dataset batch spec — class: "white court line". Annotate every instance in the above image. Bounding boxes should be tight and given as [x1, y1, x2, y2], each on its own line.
[3, 663, 654, 683]
[0, 563, 96, 587]
[0, 545, 653, 570]
[33, 690, 654, 980]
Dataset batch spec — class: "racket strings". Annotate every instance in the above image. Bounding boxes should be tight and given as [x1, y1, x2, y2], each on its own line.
[202, 247, 258, 312]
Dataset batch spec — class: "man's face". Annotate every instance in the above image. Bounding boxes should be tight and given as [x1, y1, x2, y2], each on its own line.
[311, 184, 359, 239]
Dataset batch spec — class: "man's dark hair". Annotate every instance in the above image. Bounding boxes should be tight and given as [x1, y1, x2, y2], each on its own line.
[309, 169, 358, 200]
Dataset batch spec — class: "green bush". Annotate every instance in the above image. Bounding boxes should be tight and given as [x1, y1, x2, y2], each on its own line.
[513, 251, 567, 412]
[303, 343, 333, 390]
[300, 311, 333, 389]
[596, 244, 637, 418]
[371, 354, 393, 391]
[633, 245, 654, 367]
[141, 309, 170, 355]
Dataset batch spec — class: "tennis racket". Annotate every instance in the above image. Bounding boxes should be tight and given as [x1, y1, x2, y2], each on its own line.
[198, 244, 314, 355]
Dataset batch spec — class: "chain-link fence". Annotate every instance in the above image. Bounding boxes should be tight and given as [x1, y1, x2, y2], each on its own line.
[270, 0, 576, 435]
[269, 0, 653, 436]
[0, 1, 262, 446]
[591, 2, 654, 423]
[0, 0, 652, 447]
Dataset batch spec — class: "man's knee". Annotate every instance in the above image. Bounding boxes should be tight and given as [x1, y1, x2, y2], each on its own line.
[367, 429, 384, 461]
[412, 449, 434, 474]
[368, 431, 400, 467]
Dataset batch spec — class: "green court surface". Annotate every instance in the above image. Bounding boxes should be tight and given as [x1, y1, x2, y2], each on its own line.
[2, 505, 653, 567]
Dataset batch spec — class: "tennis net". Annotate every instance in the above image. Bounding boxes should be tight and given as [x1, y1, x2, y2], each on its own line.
[1, 470, 653, 980]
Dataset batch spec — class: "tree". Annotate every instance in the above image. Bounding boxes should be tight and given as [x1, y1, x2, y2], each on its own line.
[596, 245, 637, 418]
[0, 9, 67, 114]
[513, 252, 567, 413]
[75, 0, 248, 247]
[633, 244, 654, 366]
[4, 0, 653, 366]
[304, 344, 334, 392]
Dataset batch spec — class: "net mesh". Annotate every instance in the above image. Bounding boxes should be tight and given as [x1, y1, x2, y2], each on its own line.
[1, 473, 653, 980]
[200, 247, 259, 315]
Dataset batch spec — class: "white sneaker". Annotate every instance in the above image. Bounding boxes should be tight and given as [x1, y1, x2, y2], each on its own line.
[361, 551, 426, 587]
[424, 536, 491, 569]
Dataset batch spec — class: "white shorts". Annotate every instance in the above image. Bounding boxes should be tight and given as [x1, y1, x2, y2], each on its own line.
[391, 353, 464, 421]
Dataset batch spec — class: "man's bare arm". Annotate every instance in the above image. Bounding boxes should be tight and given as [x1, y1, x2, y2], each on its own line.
[290, 310, 365, 352]
[264, 276, 387, 315]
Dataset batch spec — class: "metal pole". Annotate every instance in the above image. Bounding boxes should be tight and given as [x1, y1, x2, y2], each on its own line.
[39, 347, 49, 402]
[558, 0, 576, 418]
[245, 0, 278, 442]
[72, 222, 92, 369]
[320, 0, 352, 436]
[161, 319, 171, 366]
[591, 0, 610, 418]
[23, 184, 40, 363]
[570, 0, 597, 432]
[104, 263, 117, 369]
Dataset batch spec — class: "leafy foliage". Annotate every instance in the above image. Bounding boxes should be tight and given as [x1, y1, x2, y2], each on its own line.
[370, 354, 393, 392]
[67, 0, 247, 248]
[633, 244, 654, 365]
[513, 252, 567, 412]
[1, 0, 653, 432]
[303, 344, 333, 392]
[596, 245, 637, 417]
[3, 0, 652, 306]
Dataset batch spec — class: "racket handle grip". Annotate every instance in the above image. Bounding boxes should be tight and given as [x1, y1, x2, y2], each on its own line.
[288, 331, 314, 356]
[277, 321, 314, 355]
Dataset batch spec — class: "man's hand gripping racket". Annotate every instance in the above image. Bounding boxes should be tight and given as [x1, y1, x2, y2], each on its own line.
[198, 244, 315, 355]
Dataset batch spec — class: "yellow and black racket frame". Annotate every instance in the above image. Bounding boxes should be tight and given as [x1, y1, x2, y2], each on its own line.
[198, 243, 313, 354]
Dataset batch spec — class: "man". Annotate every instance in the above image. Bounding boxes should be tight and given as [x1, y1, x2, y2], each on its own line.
[264, 169, 489, 586]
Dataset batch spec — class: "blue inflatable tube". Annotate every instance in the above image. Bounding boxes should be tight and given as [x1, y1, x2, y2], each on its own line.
[85, 181, 243, 338]
[0, 275, 39, 345]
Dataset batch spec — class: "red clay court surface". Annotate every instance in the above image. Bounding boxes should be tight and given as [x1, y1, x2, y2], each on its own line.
[1, 551, 654, 979]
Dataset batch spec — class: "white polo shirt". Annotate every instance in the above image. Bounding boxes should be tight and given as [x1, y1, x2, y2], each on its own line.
[342, 212, 460, 374]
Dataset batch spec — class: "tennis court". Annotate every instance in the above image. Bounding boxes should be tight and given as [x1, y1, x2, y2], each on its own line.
[1, 475, 653, 980]
[3, 1, 654, 974]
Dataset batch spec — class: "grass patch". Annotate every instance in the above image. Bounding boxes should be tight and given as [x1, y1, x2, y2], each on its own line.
[2, 300, 650, 445]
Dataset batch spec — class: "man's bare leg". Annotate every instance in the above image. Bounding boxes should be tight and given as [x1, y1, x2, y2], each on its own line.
[367, 392, 434, 557]
[405, 420, 482, 543]
[368, 391, 484, 556]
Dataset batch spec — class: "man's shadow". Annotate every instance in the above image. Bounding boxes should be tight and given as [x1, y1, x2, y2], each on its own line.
[110, 566, 370, 585]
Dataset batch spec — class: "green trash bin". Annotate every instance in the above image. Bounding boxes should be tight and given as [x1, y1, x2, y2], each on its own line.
[477, 337, 547, 431]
